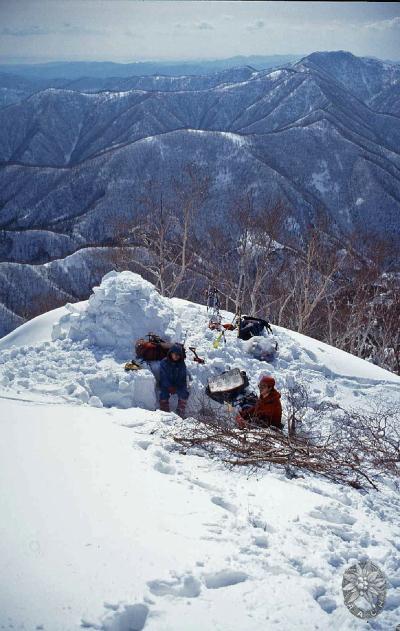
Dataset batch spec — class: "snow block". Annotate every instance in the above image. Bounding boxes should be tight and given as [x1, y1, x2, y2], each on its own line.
[52, 271, 175, 355]
[85, 368, 157, 410]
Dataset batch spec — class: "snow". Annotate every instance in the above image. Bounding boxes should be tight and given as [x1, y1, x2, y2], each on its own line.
[0, 302, 86, 350]
[279, 326, 400, 383]
[0, 271, 400, 630]
[0, 270, 398, 411]
[186, 130, 247, 146]
[219, 131, 247, 145]
[52, 271, 177, 354]
[268, 70, 284, 79]
[311, 160, 340, 194]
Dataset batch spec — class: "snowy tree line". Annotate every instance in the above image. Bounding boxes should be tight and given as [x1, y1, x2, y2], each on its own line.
[0, 167, 398, 374]
[107, 170, 400, 376]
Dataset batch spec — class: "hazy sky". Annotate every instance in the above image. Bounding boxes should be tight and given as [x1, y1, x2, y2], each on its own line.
[1, 1, 400, 64]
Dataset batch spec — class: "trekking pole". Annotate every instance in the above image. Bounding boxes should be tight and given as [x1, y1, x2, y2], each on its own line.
[206, 285, 211, 313]
[237, 305, 242, 338]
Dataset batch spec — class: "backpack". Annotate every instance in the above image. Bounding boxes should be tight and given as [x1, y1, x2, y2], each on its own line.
[238, 316, 273, 340]
[205, 368, 250, 405]
[135, 333, 186, 362]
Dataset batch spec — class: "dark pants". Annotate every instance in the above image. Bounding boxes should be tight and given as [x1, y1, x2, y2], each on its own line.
[159, 386, 189, 402]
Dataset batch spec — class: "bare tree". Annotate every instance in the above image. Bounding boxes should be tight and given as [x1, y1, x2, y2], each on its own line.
[276, 223, 348, 335]
[167, 163, 209, 296]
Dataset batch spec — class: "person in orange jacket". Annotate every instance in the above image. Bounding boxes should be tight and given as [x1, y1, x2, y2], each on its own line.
[236, 375, 283, 430]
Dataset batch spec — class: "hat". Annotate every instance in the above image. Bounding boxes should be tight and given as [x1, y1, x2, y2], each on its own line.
[259, 375, 275, 388]
[168, 343, 184, 359]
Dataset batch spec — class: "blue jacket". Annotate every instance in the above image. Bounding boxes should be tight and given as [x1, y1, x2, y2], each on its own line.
[159, 344, 187, 391]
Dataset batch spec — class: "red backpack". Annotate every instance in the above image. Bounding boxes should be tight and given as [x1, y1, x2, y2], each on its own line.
[135, 334, 186, 362]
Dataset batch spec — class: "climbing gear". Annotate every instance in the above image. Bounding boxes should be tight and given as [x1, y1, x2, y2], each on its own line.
[189, 347, 205, 364]
[208, 313, 222, 330]
[236, 306, 242, 338]
[207, 286, 220, 313]
[207, 286, 222, 331]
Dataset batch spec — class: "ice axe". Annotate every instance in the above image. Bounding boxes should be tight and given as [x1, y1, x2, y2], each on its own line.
[189, 347, 205, 364]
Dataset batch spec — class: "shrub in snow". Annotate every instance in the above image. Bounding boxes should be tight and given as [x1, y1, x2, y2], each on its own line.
[52, 271, 176, 355]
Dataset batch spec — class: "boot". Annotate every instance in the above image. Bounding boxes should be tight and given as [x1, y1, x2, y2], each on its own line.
[176, 399, 187, 419]
[160, 399, 170, 412]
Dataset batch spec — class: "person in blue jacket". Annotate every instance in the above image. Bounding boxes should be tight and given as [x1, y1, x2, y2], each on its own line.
[159, 343, 189, 417]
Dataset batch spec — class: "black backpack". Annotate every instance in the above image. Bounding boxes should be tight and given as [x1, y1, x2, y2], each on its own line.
[238, 316, 273, 340]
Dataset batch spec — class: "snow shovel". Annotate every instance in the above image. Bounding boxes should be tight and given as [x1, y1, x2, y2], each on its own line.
[189, 347, 205, 364]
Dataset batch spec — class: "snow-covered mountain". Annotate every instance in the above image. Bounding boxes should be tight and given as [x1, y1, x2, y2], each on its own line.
[1, 51, 400, 336]
[0, 272, 399, 630]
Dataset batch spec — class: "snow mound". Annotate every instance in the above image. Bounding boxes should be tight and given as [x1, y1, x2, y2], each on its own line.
[0, 272, 182, 410]
[52, 271, 176, 354]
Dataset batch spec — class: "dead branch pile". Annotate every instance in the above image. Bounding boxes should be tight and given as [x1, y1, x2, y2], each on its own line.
[171, 402, 400, 491]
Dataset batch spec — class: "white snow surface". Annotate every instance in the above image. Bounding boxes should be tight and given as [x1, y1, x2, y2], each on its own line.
[0, 271, 400, 630]
[0, 302, 87, 350]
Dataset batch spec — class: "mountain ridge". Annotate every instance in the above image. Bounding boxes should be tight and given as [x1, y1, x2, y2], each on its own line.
[0, 50, 399, 338]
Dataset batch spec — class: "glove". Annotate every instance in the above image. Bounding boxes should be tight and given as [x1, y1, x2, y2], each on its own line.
[235, 413, 247, 430]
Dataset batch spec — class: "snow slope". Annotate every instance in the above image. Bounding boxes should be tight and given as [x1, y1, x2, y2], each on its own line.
[0, 301, 86, 350]
[0, 272, 399, 630]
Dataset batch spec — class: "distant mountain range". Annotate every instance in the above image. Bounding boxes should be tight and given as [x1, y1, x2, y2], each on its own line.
[0, 50, 399, 336]
[0, 55, 300, 81]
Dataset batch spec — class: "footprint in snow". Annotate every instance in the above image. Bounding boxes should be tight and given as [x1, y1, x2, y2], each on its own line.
[153, 460, 176, 475]
[185, 476, 221, 492]
[121, 421, 146, 428]
[152, 448, 170, 462]
[329, 525, 355, 542]
[136, 440, 152, 450]
[211, 496, 237, 514]
[151, 447, 177, 475]
[309, 505, 356, 526]
[81, 603, 149, 631]
[203, 522, 223, 535]
[203, 569, 248, 589]
[147, 574, 201, 598]
[252, 535, 269, 549]
[248, 515, 275, 533]
[312, 586, 337, 614]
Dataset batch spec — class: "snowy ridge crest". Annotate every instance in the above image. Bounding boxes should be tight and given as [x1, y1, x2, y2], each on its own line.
[0, 271, 398, 415]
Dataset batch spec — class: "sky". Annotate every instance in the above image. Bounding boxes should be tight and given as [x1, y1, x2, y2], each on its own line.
[0, 1, 400, 64]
